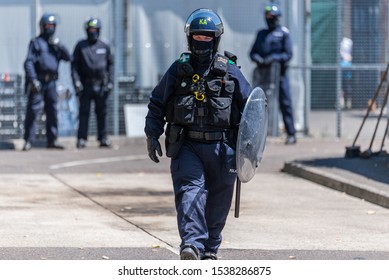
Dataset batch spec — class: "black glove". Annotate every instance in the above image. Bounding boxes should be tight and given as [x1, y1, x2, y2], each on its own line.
[31, 79, 42, 93]
[147, 137, 162, 163]
[74, 80, 83, 95]
[104, 82, 113, 94]
[255, 57, 264, 65]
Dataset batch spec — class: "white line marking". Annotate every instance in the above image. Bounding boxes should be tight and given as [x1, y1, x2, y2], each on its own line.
[49, 155, 149, 170]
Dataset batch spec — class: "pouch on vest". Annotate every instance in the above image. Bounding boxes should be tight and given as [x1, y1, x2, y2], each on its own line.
[210, 54, 228, 77]
[165, 123, 185, 159]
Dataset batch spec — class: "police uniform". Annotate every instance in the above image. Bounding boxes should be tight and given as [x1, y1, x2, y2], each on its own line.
[72, 17, 114, 148]
[145, 8, 253, 260]
[71, 38, 114, 147]
[250, 13, 296, 143]
[145, 52, 252, 258]
[23, 26, 70, 150]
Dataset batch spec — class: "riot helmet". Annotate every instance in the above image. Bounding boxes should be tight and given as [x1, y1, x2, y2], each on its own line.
[40, 13, 57, 39]
[184, 8, 224, 63]
[264, 3, 281, 30]
[85, 17, 101, 43]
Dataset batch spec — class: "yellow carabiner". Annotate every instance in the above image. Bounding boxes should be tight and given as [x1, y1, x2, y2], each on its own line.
[192, 74, 200, 83]
[194, 91, 205, 101]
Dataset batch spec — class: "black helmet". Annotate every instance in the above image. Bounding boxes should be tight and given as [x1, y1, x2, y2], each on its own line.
[264, 3, 281, 29]
[184, 8, 224, 63]
[39, 13, 57, 38]
[84, 17, 101, 43]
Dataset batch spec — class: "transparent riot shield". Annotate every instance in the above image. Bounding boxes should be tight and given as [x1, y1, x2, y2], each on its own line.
[252, 63, 280, 137]
[236, 87, 268, 183]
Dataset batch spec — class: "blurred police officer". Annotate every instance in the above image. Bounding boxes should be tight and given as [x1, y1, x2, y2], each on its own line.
[250, 3, 297, 145]
[23, 13, 71, 151]
[145, 9, 252, 260]
[71, 17, 114, 149]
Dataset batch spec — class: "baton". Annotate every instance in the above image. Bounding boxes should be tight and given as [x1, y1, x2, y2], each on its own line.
[234, 178, 241, 218]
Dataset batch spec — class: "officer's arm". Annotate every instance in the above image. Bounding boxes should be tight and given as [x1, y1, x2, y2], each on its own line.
[106, 46, 114, 84]
[59, 44, 71, 62]
[249, 32, 265, 64]
[71, 44, 81, 84]
[24, 40, 38, 81]
[144, 62, 178, 139]
[229, 64, 252, 109]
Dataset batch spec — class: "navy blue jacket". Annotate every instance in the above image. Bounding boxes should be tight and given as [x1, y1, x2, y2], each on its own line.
[145, 54, 252, 139]
[24, 35, 70, 82]
[71, 39, 114, 83]
[250, 26, 292, 74]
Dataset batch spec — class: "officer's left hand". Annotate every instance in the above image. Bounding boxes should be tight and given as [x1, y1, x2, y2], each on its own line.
[147, 137, 162, 163]
[74, 80, 83, 95]
[104, 82, 113, 94]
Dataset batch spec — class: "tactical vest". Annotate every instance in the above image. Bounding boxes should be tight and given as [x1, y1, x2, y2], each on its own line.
[166, 52, 238, 130]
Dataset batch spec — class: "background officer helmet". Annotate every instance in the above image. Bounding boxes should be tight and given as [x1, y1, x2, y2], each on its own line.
[184, 8, 224, 63]
[264, 3, 281, 30]
[85, 17, 102, 43]
[39, 13, 57, 39]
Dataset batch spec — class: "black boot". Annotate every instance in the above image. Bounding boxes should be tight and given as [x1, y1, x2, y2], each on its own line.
[99, 139, 112, 148]
[22, 141, 32, 151]
[76, 139, 86, 148]
[180, 244, 199, 260]
[201, 252, 218, 260]
[47, 141, 64, 149]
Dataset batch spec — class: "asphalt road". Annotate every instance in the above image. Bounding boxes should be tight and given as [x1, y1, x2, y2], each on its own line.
[1, 134, 389, 260]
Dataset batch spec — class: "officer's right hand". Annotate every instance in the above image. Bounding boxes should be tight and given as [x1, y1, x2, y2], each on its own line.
[31, 79, 42, 93]
[147, 137, 162, 163]
[74, 80, 83, 95]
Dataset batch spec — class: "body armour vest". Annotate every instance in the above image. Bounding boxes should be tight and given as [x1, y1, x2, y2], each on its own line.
[166, 52, 238, 131]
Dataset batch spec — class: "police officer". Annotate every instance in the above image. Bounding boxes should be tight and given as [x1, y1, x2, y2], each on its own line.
[250, 3, 297, 144]
[144, 9, 252, 260]
[71, 17, 114, 149]
[23, 13, 71, 151]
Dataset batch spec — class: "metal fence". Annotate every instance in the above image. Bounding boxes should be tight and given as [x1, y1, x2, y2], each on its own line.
[0, 0, 389, 141]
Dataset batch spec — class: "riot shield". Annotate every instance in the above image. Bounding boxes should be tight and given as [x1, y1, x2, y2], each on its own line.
[236, 87, 268, 183]
[252, 63, 280, 137]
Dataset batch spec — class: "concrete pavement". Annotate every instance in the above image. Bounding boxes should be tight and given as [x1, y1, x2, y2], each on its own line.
[0, 109, 389, 259]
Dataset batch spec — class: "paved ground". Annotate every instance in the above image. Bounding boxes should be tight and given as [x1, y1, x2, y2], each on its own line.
[0, 109, 389, 260]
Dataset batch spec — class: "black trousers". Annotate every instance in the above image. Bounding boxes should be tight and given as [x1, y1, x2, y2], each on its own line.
[24, 80, 58, 143]
[77, 82, 109, 142]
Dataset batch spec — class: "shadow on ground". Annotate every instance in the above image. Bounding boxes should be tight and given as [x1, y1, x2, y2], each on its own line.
[295, 153, 389, 185]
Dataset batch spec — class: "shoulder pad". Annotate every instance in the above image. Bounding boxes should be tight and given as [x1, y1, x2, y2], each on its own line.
[100, 38, 111, 45]
[281, 26, 290, 34]
[176, 53, 194, 76]
[178, 52, 191, 63]
[31, 38, 41, 51]
[224, 50, 238, 64]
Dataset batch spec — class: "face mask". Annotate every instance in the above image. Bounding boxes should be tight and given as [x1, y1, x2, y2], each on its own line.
[191, 40, 214, 64]
[87, 30, 100, 43]
[266, 18, 279, 30]
[42, 26, 56, 39]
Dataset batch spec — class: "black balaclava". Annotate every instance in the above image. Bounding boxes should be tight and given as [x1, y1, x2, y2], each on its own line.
[265, 15, 280, 30]
[190, 38, 214, 64]
[87, 29, 100, 44]
[41, 25, 56, 40]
